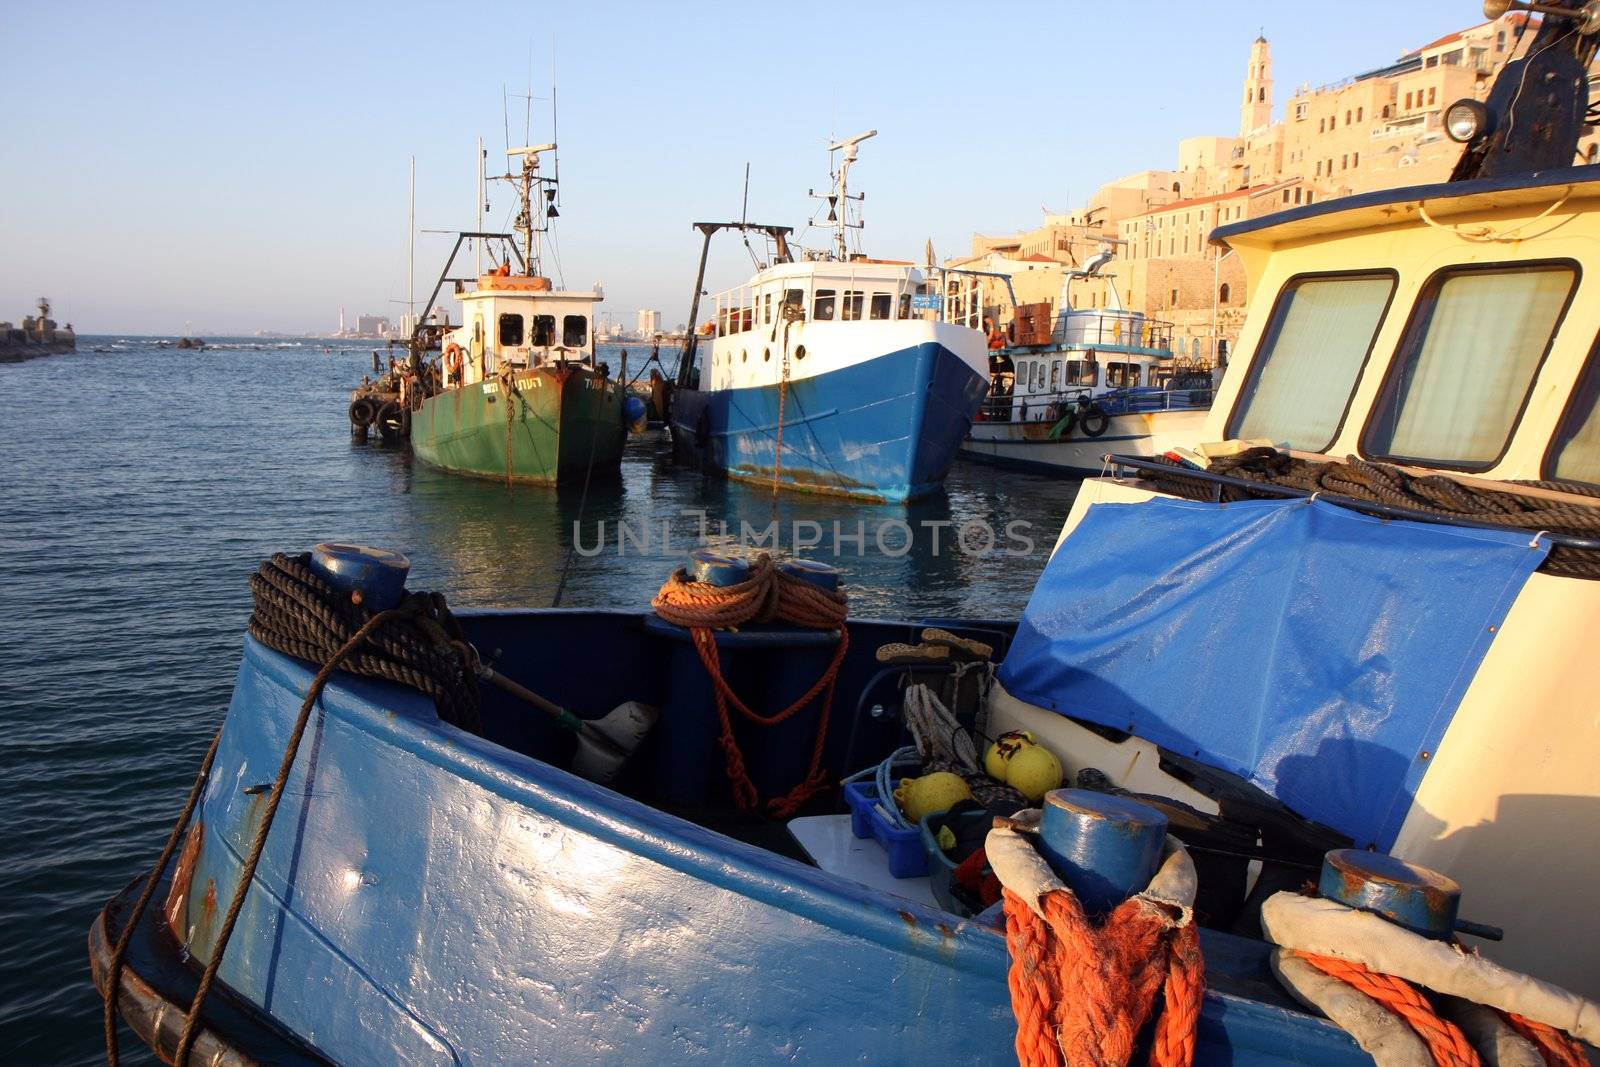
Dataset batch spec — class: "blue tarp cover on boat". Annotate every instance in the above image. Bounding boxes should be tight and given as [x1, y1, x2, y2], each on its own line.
[997, 497, 1547, 849]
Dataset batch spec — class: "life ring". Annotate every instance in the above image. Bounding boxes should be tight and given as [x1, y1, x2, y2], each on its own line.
[1078, 401, 1110, 438]
[443, 344, 463, 377]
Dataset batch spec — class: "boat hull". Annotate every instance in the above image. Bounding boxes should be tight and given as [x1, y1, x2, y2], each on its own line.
[962, 408, 1210, 475]
[127, 624, 1372, 1066]
[671, 341, 987, 502]
[411, 366, 625, 484]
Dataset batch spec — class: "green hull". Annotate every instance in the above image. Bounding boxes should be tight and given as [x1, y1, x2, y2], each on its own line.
[411, 366, 625, 485]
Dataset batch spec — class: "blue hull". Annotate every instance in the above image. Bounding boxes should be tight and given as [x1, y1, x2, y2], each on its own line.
[156, 613, 1370, 1066]
[671, 342, 987, 502]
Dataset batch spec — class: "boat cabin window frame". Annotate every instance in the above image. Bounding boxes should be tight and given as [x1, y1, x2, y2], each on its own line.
[498, 312, 524, 347]
[1049, 359, 1062, 390]
[1224, 268, 1400, 453]
[563, 314, 588, 349]
[841, 290, 865, 321]
[898, 293, 911, 319]
[531, 314, 556, 347]
[1067, 358, 1097, 387]
[1359, 259, 1580, 473]
[813, 289, 837, 321]
[782, 288, 806, 320]
[870, 293, 892, 320]
[1543, 329, 1600, 487]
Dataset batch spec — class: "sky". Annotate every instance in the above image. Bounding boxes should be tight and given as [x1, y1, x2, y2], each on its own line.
[1, 1, 1479, 335]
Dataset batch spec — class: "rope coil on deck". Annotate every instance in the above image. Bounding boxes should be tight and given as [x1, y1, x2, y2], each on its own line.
[651, 553, 848, 817]
[1147, 448, 1600, 579]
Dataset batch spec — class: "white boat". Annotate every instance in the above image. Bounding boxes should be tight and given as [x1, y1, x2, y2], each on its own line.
[961, 255, 1214, 474]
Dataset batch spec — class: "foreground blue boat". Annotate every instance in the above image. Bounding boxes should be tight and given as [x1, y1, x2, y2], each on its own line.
[95, 605, 1375, 1065]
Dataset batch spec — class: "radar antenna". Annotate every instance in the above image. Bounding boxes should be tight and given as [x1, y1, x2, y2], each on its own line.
[810, 129, 876, 260]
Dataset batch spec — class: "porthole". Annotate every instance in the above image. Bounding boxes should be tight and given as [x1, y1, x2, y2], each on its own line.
[795, 345, 807, 360]
[764, 349, 771, 362]
[742, 350, 748, 363]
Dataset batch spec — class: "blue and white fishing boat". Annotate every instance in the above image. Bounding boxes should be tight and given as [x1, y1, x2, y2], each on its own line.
[94, 9, 1600, 1064]
[667, 132, 992, 503]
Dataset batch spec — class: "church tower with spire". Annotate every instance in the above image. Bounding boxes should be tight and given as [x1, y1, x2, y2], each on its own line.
[1240, 34, 1273, 137]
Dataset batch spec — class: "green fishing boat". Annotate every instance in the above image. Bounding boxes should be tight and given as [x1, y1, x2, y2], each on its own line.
[409, 144, 626, 485]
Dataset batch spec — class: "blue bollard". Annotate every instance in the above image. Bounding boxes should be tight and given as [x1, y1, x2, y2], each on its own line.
[1318, 849, 1461, 940]
[687, 548, 752, 587]
[779, 558, 841, 592]
[309, 543, 411, 612]
[1036, 789, 1168, 917]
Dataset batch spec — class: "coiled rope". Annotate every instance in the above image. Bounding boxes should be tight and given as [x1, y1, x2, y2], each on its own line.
[1294, 952, 1590, 1067]
[651, 553, 848, 817]
[103, 554, 482, 1065]
[1148, 448, 1600, 579]
[1003, 888, 1204, 1067]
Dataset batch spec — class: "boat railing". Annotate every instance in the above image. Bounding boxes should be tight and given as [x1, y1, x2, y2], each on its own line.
[975, 384, 1213, 423]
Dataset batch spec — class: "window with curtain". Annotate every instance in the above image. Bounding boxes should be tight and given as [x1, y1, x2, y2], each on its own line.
[1547, 334, 1600, 485]
[1363, 264, 1575, 469]
[1227, 273, 1396, 449]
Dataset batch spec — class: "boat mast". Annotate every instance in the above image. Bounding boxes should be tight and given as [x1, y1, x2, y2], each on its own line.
[408, 155, 416, 324]
[503, 143, 556, 277]
[826, 129, 876, 260]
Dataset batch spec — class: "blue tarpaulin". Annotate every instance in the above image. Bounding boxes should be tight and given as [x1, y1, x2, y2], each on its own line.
[997, 497, 1546, 848]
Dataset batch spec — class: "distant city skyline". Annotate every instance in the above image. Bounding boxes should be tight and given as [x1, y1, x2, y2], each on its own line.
[2, 1, 1482, 333]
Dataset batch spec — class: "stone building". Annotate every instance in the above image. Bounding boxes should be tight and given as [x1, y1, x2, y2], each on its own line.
[956, 12, 1596, 367]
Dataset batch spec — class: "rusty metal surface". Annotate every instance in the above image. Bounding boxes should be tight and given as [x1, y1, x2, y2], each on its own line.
[90, 868, 331, 1067]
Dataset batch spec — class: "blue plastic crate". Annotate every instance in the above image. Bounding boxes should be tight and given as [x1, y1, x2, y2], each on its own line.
[841, 779, 928, 878]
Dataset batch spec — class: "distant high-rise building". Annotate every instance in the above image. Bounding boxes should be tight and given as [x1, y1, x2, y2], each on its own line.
[339, 306, 346, 334]
[637, 309, 661, 337]
[355, 314, 390, 338]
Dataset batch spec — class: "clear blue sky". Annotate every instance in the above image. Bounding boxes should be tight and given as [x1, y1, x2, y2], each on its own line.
[2, 1, 1474, 335]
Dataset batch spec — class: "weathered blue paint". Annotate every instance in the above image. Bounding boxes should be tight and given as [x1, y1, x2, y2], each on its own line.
[1038, 789, 1170, 916]
[671, 341, 987, 502]
[1319, 849, 1462, 940]
[778, 557, 841, 591]
[171, 612, 1375, 1066]
[685, 548, 750, 587]
[308, 543, 410, 611]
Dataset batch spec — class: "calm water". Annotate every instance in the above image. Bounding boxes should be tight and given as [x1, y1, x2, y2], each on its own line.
[0, 337, 1079, 1064]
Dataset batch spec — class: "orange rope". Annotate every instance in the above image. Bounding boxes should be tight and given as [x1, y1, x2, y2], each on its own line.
[1500, 1012, 1591, 1067]
[651, 555, 848, 817]
[1294, 952, 1480, 1067]
[1003, 887, 1204, 1067]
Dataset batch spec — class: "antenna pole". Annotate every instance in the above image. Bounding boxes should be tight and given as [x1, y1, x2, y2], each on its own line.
[741, 162, 750, 225]
[834, 150, 848, 260]
[476, 138, 485, 275]
[408, 155, 416, 324]
[522, 154, 536, 276]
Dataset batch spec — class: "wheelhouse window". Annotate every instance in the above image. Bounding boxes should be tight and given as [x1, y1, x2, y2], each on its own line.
[763, 293, 773, 325]
[870, 293, 892, 320]
[783, 288, 805, 317]
[813, 289, 836, 321]
[532, 315, 556, 347]
[1547, 334, 1600, 485]
[841, 290, 865, 321]
[498, 313, 524, 346]
[563, 314, 588, 348]
[1049, 359, 1062, 390]
[1031, 361, 1045, 391]
[1363, 263, 1576, 469]
[1067, 359, 1097, 387]
[1227, 272, 1396, 450]
[898, 294, 911, 319]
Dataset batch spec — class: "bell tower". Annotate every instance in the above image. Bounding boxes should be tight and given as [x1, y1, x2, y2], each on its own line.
[1240, 34, 1272, 137]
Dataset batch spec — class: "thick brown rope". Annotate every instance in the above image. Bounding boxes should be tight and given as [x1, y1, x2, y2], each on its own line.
[1147, 448, 1600, 579]
[650, 555, 848, 816]
[171, 607, 403, 1064]
[102, 729, 223, 1066]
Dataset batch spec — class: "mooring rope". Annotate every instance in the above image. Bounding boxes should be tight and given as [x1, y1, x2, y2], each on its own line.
[103, 554, 482, 1065]
[651, 554, 848, 817]
[1147, 448, 1600, 579]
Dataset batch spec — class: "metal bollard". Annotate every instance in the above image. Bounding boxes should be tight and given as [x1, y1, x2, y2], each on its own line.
[308, 543, 412, 612]
[1036, 788, 1168, 916]
[1318, 849, 1461, 940]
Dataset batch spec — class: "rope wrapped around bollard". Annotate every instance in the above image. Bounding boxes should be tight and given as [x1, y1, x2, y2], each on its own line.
[651, 554, 848, 818]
